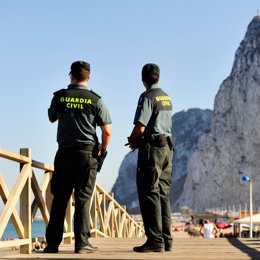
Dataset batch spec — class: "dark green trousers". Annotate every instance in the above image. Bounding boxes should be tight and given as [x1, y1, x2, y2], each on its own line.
[46, 147, 97, 249]
[136, 142, 173, 246]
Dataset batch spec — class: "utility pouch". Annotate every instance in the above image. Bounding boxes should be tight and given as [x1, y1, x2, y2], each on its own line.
[151, 135, 167, 147]
[167, 136, 174, 151]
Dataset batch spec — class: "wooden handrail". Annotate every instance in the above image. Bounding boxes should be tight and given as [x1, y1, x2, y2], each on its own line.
[0, 149, 30, 164]
[31, 160, 54, 171]
[0, 148, 144, 254]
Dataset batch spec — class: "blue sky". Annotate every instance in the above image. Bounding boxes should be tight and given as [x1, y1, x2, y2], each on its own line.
[0, 0, 259, 192]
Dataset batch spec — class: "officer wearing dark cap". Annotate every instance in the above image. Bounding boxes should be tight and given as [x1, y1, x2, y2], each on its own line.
[44, 61, 112, 254]
[127, 63, 174, 253]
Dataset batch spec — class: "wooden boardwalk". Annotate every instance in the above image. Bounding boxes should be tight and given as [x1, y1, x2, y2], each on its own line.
[1, 232, 260, 260]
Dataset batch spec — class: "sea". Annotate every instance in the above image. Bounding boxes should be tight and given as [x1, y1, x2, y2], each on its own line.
[1, 220, 46, 240]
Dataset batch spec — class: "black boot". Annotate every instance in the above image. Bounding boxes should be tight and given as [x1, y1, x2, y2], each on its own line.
[133, 241, 164, 253]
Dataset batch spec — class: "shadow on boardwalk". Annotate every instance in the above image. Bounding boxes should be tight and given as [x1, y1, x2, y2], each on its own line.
[227, 238, 260, 260]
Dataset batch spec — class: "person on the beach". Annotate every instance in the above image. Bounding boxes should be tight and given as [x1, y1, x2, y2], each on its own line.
[199, 219, 219, 238]
[44, 61, 112, 254]
[126, 63, 174, 253]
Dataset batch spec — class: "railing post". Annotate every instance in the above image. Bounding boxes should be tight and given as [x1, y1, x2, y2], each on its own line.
[122, 205, 127, 237]
[109, 192, 114, 237]
[100, 193, 106, 234]
[90, 186, 97, 237]
[45, 175, 53, 215]
[20, 148, 32, 254]
[45, 172, 53, 241]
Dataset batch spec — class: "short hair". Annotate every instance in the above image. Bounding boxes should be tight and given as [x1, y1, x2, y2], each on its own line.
[69, 61, 90, 81]
[141, 63, 160, 86]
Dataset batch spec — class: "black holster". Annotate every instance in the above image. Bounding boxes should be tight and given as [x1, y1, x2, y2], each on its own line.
[92, 144, 108, 172]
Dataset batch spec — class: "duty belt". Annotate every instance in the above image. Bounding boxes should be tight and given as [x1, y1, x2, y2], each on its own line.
[144, 135, 174, 150]
[59, 144, 94, 152]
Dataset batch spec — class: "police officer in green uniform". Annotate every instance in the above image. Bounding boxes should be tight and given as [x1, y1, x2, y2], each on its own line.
[44, 61, 112, 254]
[127, 63, 174, 253]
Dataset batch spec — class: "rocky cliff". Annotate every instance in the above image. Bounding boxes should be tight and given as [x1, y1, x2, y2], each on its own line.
[111, 108, 213, 213]
[177, 17, 260, 211]
[112, 17, 260, 213]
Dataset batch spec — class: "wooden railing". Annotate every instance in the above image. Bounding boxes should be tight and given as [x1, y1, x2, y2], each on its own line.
[0, 148, 144, 254]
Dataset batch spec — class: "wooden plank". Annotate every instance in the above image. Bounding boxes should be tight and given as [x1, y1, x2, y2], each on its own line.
[90, 186, 97, 235]
[90, 229, 108, 237]
[2, 237, 260, 259]
[62, 232, 74, 238]
[32, 160, 54, 171]
[31, 171, 50, 224]
[111, 207, 119, 237]
[0, 163, 31, 238]
[118, 213, 126, 237]
[45, 181, 53, 219]
[0, 239, 30, 248]
[31, 173, 51, 225]
[128, 221, 134, 238]
[20, 148, 32, 254]
[104, 201, 114, 236]
[0, 149, 30, 163]
[95, 192, 105, 233]
[100, 193, 106, 230]
[0, 174, 25, 238]
[40, 173, 52, 219]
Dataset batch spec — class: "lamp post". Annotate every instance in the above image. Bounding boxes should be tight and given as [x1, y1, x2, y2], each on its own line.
[242, 175, 253, 238]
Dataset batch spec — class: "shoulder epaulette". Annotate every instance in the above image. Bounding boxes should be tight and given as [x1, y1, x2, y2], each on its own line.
[90, 89, 101, 98]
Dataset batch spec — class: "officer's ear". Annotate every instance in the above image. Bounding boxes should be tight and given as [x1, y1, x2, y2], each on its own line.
[142, 79, 149, 89]
[69, 74, 74, 82]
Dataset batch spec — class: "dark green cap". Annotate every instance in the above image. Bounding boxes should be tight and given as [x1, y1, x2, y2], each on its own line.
[69, 61, 90, 75]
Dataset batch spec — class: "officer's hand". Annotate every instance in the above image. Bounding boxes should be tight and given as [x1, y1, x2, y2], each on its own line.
[129, 142, 135, 151]
[124, 142, 135, 151]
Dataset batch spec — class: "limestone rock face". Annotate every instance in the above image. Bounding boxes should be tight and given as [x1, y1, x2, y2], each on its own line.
[177, 17, 260, 211]
[111, 151, 139, 212]
[170, 109, 213, 211]
[111, 108, 213, 213]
